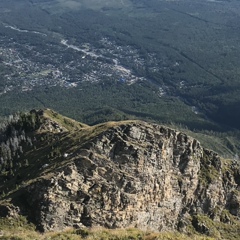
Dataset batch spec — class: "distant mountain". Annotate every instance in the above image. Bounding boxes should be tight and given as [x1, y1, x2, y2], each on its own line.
[0, 109, 240, 239]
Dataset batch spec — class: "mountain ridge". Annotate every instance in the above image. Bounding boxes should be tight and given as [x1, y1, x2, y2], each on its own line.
[0, 109, 240, 239]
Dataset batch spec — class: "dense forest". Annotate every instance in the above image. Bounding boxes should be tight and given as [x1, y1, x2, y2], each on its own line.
[0, 0, 240, 157]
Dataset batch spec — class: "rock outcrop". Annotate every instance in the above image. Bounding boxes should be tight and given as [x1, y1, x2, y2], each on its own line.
[9, 121, 239, 233]
[0, 110, 239, 237]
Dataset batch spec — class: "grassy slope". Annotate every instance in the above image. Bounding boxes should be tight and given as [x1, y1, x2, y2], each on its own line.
[0, 216, 215, 240]
[43, 108, 89, 131]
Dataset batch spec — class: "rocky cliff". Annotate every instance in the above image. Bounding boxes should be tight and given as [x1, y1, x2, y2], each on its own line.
[0, 110, 240, 238]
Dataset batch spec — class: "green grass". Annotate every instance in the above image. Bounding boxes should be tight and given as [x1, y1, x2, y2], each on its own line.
[0, 216, 216, 240]
[192, 214, 240, 240]
[43, 109, 89, 131]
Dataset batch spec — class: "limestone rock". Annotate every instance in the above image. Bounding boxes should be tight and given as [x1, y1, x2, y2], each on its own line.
[2, 121, 240, 234]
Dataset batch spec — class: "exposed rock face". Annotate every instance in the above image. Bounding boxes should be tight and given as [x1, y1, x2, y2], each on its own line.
[0, 204, 20, 218]
[13, 122, 239, 233]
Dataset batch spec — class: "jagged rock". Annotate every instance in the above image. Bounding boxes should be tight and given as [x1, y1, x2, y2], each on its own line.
[0, 112, 240, 235]
[0, 204, 20, 218]
[5, 122, 238, 233]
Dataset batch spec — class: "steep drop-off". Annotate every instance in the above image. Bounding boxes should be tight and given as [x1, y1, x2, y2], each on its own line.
[0, 109, 240, 238]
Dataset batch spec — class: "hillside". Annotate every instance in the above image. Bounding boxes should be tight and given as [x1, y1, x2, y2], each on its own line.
[0, 109, 240, 239]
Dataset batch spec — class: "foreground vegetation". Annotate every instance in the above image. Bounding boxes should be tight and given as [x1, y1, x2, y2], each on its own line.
[0, 216, 215, 240]
[1, 212, 240, 239]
